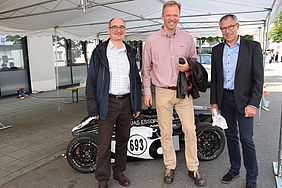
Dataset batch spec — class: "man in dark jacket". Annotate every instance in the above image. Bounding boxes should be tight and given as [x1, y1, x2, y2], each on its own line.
[86, 18, 141, 188]
[210, 14, 263, 188]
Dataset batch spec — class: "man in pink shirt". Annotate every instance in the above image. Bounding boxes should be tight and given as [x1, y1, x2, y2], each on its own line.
[141, 1, 205, 187]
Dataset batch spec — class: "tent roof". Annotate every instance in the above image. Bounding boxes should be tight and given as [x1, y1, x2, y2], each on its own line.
[0, 0, 281, 40]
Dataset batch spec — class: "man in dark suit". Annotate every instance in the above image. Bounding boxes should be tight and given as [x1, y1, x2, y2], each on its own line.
[210, 14, 263, 188]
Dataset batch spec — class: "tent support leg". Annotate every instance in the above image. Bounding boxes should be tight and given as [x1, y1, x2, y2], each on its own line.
[257, 99, 262, 126]
[273, 105, 282, 188]
[0, 122, 11, 131]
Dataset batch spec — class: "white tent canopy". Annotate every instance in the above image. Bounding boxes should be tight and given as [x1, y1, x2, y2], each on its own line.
[0, 0, 281, 41]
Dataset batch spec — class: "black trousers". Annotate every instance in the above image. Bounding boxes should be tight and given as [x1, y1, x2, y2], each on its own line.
[95, 95, 132, 183]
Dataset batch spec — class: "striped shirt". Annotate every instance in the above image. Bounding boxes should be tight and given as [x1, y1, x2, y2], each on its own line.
[107, 40, 130, 95]
[142, 28, 197, 96]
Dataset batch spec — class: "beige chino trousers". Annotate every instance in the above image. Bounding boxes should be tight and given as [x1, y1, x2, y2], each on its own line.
[155, 86, 199, 171]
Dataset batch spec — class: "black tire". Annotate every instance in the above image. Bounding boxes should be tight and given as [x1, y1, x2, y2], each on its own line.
[196, 122, 225, 161]
[66, 133, 98, 173]
[149, 139, 163, 159]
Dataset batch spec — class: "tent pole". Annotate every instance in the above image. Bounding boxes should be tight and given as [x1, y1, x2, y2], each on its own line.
[0, 122, 11, 131]
[273, 105, 282, 187]
[257, 9, 271, 125]
[263, 9, 272, 53]
[54, 27, 62, 112]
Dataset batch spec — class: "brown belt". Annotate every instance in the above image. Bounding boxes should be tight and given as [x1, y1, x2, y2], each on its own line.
[160, 86, 177, 90]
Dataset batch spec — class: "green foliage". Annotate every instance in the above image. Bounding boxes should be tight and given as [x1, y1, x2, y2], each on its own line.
[52, 36, 82, 59]
[72, 41, 83, 60]
[214, 36, 224, 43]
[206, 36, 215, 44]
[200, 37, 206, 44]
[197, 34, 253, 46]
[5, 35, 21, 44]
[241, 35, 253, 40]
[268, 11, 282, 43]
[52, 36, 66, 48]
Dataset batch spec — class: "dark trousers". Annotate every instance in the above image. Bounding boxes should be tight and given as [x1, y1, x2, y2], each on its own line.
[95, 95, 132, 183]
[221, 91, 258, 183]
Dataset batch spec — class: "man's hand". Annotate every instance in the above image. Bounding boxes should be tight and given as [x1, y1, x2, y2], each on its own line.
[178, 58, 190, 72]
[133, 111, 141, 118]
[244, 105, 257, 117]
[210, 104, 219, 117]
[143, 95, 152, 107]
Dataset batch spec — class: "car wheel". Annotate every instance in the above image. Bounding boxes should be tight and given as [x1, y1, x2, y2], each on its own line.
[66, 133, 98, 173]
[196, 122, 225, 161]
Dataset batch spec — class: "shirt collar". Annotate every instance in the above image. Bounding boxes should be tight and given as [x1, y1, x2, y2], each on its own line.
[160, 27, 177, 38]
[108, 40, 126, 52]
[224, 36, 240, 47]
[237, 36, 241, 45]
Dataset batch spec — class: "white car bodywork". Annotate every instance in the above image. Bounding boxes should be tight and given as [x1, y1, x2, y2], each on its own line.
[197, 54, 211, 83]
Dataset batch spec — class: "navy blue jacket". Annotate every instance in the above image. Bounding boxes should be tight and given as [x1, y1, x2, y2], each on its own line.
[86, 39, 142, 120]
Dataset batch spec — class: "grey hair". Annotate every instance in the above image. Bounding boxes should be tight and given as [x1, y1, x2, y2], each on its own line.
[219, 14, 238, 24]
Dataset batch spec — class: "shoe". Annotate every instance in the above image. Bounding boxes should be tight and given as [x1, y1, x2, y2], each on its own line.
[188, 170, 206, 186]
[164, 168, 175, 184]
[261, 105, 270, 111]
[98, 182, 108, 188]
[113, 172, 131, 187]
[221, 170, 240, 184]
[246, 182, 257, 188]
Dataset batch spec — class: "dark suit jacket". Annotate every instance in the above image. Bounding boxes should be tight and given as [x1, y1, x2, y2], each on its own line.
[210, 38, 264, 115]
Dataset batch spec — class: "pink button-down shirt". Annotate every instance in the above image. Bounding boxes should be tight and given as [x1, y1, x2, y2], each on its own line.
[141, 28, 197, 96]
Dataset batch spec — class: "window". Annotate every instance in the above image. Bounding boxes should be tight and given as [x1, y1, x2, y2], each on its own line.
[0, 35, 24, 71]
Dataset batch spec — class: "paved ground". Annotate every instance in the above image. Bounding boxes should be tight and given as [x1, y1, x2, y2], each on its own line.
[0, 62, 282, 188]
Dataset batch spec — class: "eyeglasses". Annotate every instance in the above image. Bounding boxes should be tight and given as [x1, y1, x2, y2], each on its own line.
[109, 25, 126, 31]
[220, 23, 238, 32]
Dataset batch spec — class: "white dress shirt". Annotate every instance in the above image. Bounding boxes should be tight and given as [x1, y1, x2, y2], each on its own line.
[107, 40, 130, 95]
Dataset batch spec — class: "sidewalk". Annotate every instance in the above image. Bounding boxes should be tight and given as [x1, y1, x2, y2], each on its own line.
[0, 62, 282, 188]
[0, 89, 87, 185]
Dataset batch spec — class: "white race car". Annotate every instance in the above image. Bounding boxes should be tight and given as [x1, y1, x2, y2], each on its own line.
[66, 106, 225, 173]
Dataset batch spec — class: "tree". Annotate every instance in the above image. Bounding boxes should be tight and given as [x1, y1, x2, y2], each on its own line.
[214, 36, 223, 43]
[52, 36, 83, 63]
[200, 37, 206, 44]
[241, 35, 253, 41]
[5, 35, 21, 44]
[268, 11, 282, 43]
[206, 36, 215, 51]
